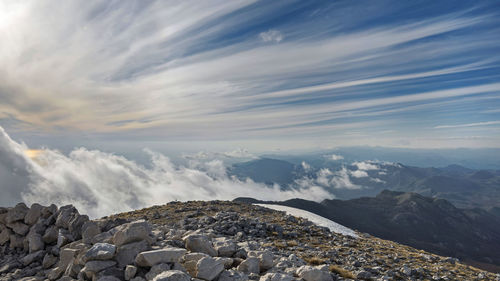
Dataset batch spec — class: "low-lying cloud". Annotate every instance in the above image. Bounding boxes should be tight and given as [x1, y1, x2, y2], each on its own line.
[0, 126, 332, 218]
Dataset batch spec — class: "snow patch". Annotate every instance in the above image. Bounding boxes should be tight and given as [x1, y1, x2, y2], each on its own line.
[255, 203, 358, 238]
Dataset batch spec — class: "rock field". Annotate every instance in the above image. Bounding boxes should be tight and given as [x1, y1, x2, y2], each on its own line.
[0, 200, 499, 281]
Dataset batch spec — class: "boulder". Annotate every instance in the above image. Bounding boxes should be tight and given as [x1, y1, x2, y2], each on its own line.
[125, 265, 138, 280]
[7, 221, 30, 235]
[237, 257, 260, 274]
[153, 270, 191, 281]
[83, 243, 116, 262]
[97, 277, 121, 281]
[113, 220, 152, 246]
[41, 204, 58, 219]
[116, 240, 150, 268]
[56, 205, 78, 228]
[296, 266, 333, 281]
[0, 209, 7, 224]
[95, 267, 125, 280]
[59, 248, 79, 269]
[214, 238, 237, 257]
[260, 273, 293, 281]
[82, 220, 101, 243]
[196, 256, 225, 281]
[42, 253, 58, 269]
[25, 203, 43, 225]
[47, 266, 65, 280]
[6, 203, 29, 223]
[9, 234, 24, 249]
[68, 214, 89, 240]
[42, 225, 58, 244]
[21, 250, 45, 266]
[135, 247, 187, 267]
[82, 260, 117, 275]
[27, 233, 44, 253]
[219, 270, 249, 281]
[217, 257, 234, 269]
[57, 229, 74, 248]
[0, 227, 12, 245]
[145, 263, 171, 280]
[182, 252, 210, 276]
[94, 231, 114, 244]
[184, 234, 217, 256]
[249, 250, 273, 271]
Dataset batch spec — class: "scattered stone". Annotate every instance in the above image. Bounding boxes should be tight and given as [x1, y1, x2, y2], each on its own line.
[146, 263, 171, 280]
[84, 243, 117, 262]
[125, 265, 138, 280]
[196, 256, 225, 281]
[0, 200, 497, 281]
[296, 266, 333, 281]
[136, 247, 188, 267]
[184, 234, 217, 256]
[82, 260, 117, 275]
[6, 203, 29, 223]
[7, 221, 30, 235]
[219, 270, 249, 281]
[43, 253, 58, 269]
[259, 273, 293, 281]
[25, 203, 44, 225]
[42, 225, 58, 244]
[113, 220, 152, 246]
[116, 240, 150, 268]
[153, 270, 191, 281]
[237, 257, 260, 274]
[82, 220, 101, 243]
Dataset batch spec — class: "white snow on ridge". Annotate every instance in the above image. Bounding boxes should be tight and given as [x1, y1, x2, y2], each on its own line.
[256, 203, 358, 238]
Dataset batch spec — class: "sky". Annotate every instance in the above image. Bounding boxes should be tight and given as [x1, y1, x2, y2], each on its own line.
[0, 0, 499, 154]
[1, 0, 500, 215]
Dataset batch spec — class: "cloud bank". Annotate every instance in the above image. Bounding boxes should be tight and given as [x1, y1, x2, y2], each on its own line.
[0, 126, 332, 218]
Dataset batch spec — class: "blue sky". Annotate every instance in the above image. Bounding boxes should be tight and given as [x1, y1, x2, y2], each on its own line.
[1, 0, 500, 152]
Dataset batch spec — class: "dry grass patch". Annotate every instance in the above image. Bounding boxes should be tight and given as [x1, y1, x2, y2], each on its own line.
[329, 265, 355, 279]
[305, 257, 327, 265]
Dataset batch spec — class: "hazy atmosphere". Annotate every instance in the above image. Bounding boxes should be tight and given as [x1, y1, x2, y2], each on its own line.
[1, 0, 500, 217]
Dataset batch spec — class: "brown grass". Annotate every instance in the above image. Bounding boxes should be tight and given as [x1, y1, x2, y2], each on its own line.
[329, 265, 355, 279]
[305, 257, 327, 265]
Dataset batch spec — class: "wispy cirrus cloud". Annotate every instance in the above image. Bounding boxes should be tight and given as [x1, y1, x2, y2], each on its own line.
[0, 1, 499, 149]
[434, 121, 500, 129]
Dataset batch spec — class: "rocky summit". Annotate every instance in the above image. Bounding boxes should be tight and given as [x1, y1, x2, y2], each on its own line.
[0, 201, 499, 281]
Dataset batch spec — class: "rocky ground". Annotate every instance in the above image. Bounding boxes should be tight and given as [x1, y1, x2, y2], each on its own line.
[1, 200, 499, 281]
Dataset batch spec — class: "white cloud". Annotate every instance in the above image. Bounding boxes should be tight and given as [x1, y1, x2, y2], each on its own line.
[434, 120, 500, 129]
[353, 161, 379, 171]
[327, 154, 344, 161]
[1, 1, 494, 148]
[314, 167, 361, 190]
[370, 177, 385, 183]
[259, 29, 284, 43]
[350, 170, 369, 178]
[0, 126, 332, 218]
[301, 161, 312, 172]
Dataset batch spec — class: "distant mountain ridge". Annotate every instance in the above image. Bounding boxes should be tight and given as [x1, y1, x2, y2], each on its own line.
[235, 190, 500, 273]
[229, 158, 500, 209]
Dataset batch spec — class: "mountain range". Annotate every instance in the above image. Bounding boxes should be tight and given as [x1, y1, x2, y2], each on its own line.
[235, 190, 500, 273]
[229, 158, 500, 210]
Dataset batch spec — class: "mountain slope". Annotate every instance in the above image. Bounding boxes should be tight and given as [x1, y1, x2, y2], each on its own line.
[235, 190, 500, 273]
[3, 201, 498, 280]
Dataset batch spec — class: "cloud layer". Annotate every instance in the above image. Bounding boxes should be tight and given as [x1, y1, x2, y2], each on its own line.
[0, 1, 499, 149]
[0, 126, 332, 218]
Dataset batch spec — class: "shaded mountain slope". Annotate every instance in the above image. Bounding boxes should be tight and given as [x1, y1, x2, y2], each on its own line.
[235, 190, 500, 273]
